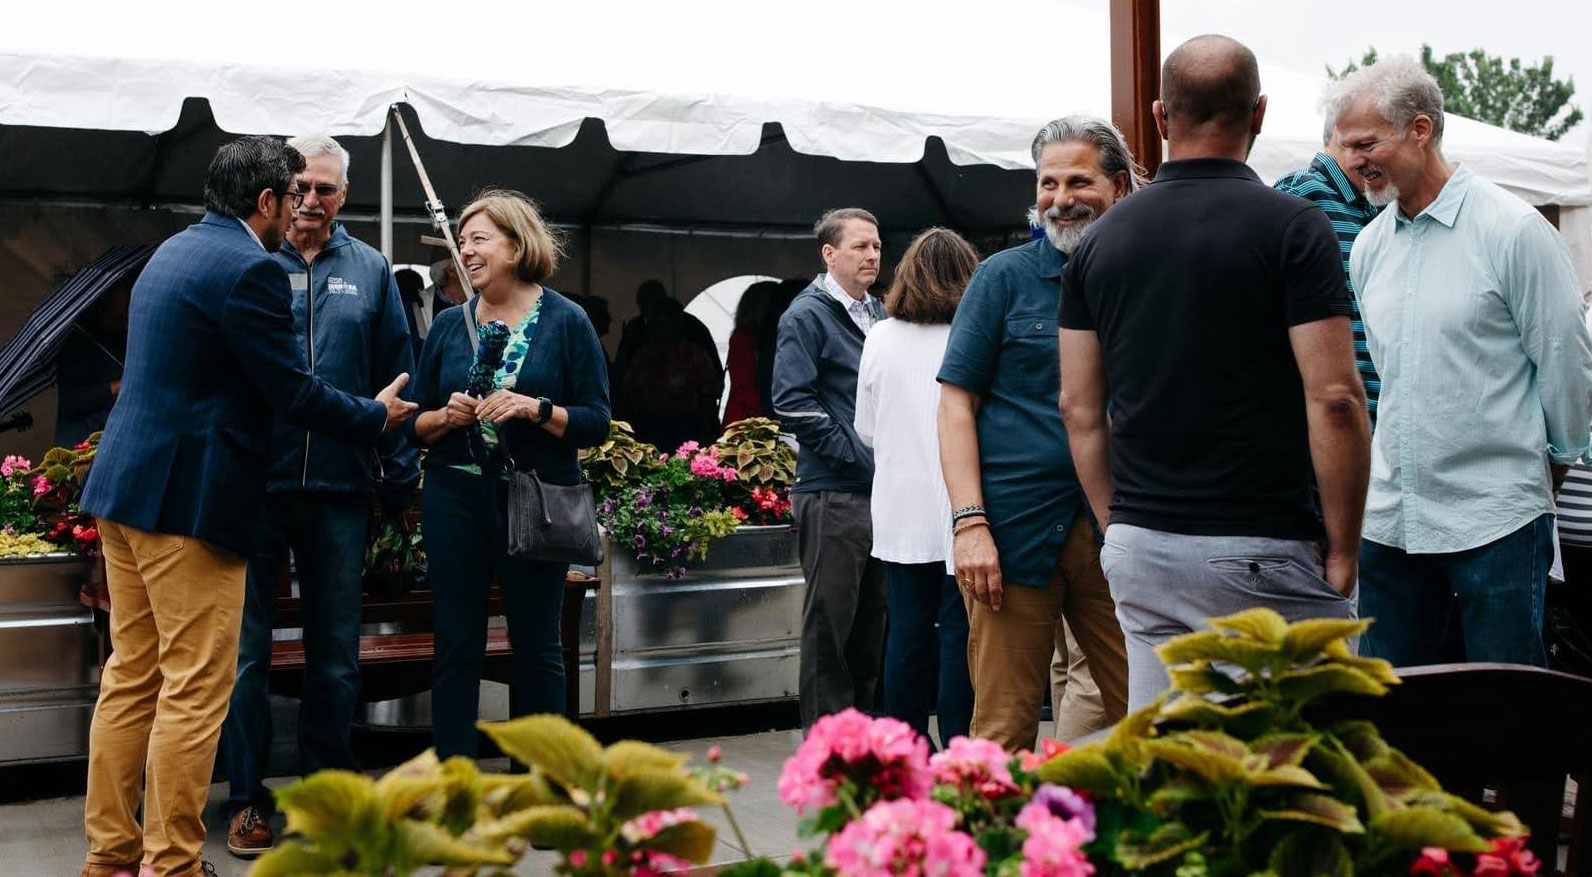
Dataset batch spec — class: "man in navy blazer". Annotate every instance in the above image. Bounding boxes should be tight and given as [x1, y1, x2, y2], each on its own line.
[77, 136, 416, 877]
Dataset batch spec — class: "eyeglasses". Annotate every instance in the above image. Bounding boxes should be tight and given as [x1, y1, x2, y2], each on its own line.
[282, 188, 305, 209]
[293, 182, 343, 200]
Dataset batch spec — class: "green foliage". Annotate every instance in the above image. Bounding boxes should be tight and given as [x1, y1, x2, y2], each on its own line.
[579, 420, 665, 498]
[714, 417, 797, 487]
[1328, 45, 1583, 141]
[252, 713, 722, 877]
[1035, 608, 1525, 877]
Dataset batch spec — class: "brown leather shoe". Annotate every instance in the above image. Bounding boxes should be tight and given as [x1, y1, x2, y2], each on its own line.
[226, 806, 275, 858]
[79, 863, 140, 877]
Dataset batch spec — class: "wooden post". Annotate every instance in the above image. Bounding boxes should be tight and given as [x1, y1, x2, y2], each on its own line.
[1110, 0, 1162, 178]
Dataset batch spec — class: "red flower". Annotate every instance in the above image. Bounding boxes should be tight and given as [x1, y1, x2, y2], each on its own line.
[730, 506, 748, 522]
[1412, 847, 1457, 877]
[1475, 837, 1540, 877]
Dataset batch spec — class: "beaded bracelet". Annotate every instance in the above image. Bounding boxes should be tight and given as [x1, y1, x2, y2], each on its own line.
[951, 505, 987, 524]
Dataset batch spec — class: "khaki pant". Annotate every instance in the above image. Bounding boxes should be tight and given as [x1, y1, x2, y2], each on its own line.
[1050, 619, 1107, 742]
[84, 520, 246, 877]
[966, 511, 1127, 752]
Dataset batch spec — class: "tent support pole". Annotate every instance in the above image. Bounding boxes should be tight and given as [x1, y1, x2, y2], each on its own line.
[380, 115, 394, 260]
[1110, 0, 1161, 177]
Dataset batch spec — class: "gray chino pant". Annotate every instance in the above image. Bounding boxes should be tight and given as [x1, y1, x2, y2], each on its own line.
[1100, 523, 1358, 710]
[794, 490, 887, 731]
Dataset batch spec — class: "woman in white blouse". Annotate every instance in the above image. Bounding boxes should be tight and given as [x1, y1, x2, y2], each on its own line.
[854, 227, 979, 747]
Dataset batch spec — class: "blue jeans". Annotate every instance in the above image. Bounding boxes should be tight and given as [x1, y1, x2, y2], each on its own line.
[222, 492, 368, 816]
[881, 561, 972, 749]
[424, 467, 568, 759]
[1359, 514, 1551, 667]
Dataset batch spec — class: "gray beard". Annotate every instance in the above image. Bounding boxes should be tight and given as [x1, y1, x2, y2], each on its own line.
[1044, 218, 1093, 255]
[1366, 183, 1401, 208]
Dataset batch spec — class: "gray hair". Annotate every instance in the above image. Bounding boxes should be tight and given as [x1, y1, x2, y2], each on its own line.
[285, 134, 351, 183]
[1322, 55, 1445, 146]
[1030, 116, 1147, 192]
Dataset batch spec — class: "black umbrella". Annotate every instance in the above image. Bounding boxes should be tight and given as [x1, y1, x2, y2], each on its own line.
[0, 244, 156, 420]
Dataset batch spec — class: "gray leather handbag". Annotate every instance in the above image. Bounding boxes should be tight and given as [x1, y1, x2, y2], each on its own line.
[464, 305, 604, 566]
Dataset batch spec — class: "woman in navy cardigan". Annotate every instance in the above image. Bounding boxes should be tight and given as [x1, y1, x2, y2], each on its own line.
[407, 189, 610, 757]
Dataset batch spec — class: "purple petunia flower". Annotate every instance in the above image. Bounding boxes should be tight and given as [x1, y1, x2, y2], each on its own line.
[633, 533, 646, 549]
[1031, 784, 1096, 834]
[687, 506, 703, 518]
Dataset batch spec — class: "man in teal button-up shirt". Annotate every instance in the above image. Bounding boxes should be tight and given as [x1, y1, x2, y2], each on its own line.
[1333, 56, 1592, 667]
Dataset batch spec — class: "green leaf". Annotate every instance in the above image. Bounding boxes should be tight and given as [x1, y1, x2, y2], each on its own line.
[1249, 765, 1330, 790]
[1250, 734, 1318, 770]
[1308, 739, 1392, 820]
[1362, 750, 1441, 796]
[1371, 805, 1491, 853]
[1036, 742, 1124, 795]
[472, 804, 595, 848]
[605, 739, 691, 775]
[438, 756, 485, 835]
[478, 773, 563, 815]
[1146, 775, 1209, 817]
[477, 715, 604, 792]
[1107, 700, 1162, 766]
[717, 859, 788, 877]
[1117, 822, 1210, 869]
[608, 770, 722, 821]
[372, 750, 447, 822]
[1178, 730, 1250, 760]
[1144, 736, 1247, 785]
[1260, 793, 1366, 833]
[1160, 695, 1275, 736]
[1329, 722, 1390, 762]
[1156, 631, 1227, 665]
[273, 770, 378, 843]
[1268, 829, 1355, 877]
[1273, 664, 1388, 704]
[1211, 607, 1289, 644]
[1167, 661, 1244, 696]
[1281, 618, 1373, 661]
[649, 819, 720, 863]
[1407, 790, 1526, 838]
[249, 841, 348, 876]
[393, 819, 517, 867]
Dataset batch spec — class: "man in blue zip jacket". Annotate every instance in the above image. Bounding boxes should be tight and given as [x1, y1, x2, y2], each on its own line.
[220, 136, 420, 858]
[773, 207, 887, 731]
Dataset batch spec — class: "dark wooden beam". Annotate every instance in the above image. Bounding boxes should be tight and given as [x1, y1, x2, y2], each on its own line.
[1110, 0, 1162, 178]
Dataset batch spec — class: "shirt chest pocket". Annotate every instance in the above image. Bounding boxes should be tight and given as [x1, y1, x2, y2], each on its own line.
[1001, 316, 1059, 390]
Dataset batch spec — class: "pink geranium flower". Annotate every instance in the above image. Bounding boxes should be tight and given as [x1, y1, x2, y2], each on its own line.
[777, 708, 931, 813]
[619, 807, 700, 844]
[1016, 799, 1096, 877]
[826, 798, 985, 877]
[1, 455, 30, 478]
[930, 736, 1020, 799]
[31, 474, 52, 496]
[674, 441, 702, 458]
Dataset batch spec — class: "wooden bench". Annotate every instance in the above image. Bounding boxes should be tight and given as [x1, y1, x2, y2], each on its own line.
[268, 570, 599, 722]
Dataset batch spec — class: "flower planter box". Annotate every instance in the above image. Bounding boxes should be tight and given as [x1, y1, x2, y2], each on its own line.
[0, 553, 99, 764]
[592, 524, 802, 716]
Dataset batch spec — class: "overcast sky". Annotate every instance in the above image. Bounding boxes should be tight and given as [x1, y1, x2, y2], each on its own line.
[1141, 0, 1592, 147]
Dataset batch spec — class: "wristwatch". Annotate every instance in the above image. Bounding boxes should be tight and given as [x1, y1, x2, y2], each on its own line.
[533, 397, 554, 425]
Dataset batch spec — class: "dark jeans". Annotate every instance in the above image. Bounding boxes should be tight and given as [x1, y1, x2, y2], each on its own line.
[793, 490, 886, 730]
[1360, 514, 1552, 667]
[881, 561, 972, 748]
[222, 492, 368, 816]
[424, 467, 568, 759]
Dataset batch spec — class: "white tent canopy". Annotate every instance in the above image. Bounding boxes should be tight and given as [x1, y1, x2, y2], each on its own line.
[1, 0, 1587, 204]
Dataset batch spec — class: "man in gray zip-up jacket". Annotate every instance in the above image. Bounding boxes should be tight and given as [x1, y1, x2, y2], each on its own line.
[220, 136, 418, 858]
[773, 207, 887, 731]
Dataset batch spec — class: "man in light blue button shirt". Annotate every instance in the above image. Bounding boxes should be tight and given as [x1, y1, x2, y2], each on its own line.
[1331, 57, 1592, 667]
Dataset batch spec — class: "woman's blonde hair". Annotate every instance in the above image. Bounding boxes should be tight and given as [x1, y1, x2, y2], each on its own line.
[457, 188, 564, 284]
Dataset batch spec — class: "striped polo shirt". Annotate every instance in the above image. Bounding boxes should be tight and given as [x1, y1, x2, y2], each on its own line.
[1274, 153, 1382, 423]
